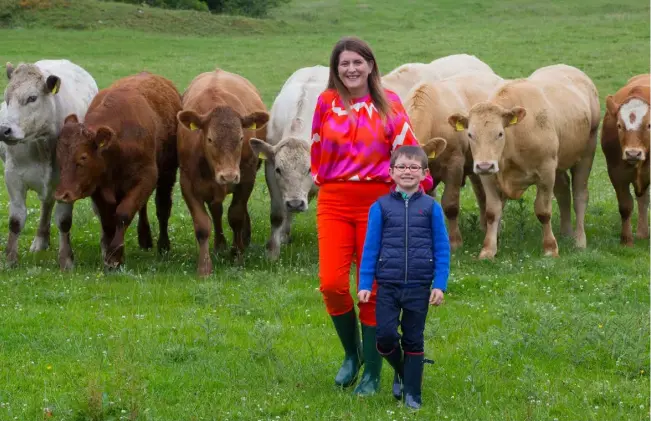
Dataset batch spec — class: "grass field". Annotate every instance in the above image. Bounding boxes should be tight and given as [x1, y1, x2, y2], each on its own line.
[0, 0, 649, 420]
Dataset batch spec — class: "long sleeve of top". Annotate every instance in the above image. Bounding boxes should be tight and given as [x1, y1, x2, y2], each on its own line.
[310, 88, 433, 191]
[358, 202, 383, 292]
[431, 201, 450, 291]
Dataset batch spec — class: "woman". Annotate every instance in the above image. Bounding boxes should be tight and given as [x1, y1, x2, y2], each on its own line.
[311, 36, 433, 396]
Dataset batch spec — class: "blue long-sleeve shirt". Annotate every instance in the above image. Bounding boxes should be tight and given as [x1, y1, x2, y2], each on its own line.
[358, 197, 450, 292]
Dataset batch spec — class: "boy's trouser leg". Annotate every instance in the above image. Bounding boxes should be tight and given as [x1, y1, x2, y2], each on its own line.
[401, 285, 430, 409]
[375, 284, 402, 398]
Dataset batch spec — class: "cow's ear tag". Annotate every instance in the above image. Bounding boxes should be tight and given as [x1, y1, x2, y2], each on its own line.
[189, 122, 199, 131]
[428, 151, 436, 159]
[51, 79, 60, 95]
[258, 151, 265, 160]
[98, 141, 105, 148]
[250, 122, 257, 130]
[509, 115, 518, 125]
[455, 121, 464, 131]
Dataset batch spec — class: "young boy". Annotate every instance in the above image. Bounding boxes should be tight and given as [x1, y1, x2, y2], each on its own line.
[358, 145, 450, 409]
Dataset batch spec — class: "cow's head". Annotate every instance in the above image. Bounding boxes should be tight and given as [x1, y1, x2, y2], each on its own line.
[0, 62, 61, 145]
[250, 123, 312, 212]
[449, 102, 526, 175]
[178, 107, 269, 185]
[606, 92, 650, 163]
[54, 114, 116, 203]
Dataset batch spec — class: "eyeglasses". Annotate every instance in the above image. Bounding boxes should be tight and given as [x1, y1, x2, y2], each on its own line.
[392, 164, 423, 172]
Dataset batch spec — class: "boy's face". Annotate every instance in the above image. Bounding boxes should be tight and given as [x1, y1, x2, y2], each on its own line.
[390, 155, 429, 191]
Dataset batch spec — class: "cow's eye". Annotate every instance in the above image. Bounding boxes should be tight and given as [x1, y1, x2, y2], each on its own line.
[467, 132, 473, 139]
[275, 167, 282, 175]
[306, 168, 311, 176]
[207, 137, 214, 144]
[26, 95, 37, 104]
[498, 132, 503, 138]
[617, 123, 622, 130]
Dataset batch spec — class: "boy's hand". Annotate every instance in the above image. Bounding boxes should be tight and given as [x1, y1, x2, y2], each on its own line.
[358, 290, 371, 303]
[430, 288, 444, 306]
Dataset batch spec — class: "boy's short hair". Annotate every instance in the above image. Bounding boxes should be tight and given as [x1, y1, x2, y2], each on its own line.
[390, 145, 428, 169]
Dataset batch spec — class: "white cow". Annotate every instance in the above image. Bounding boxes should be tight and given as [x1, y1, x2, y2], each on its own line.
[250, 65, 328, 260]
[382, 54, 496, 101]
[0, 59, 98, 269]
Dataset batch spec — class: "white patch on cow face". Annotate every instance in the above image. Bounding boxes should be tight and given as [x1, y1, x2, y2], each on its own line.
[619, 99, 649, 131]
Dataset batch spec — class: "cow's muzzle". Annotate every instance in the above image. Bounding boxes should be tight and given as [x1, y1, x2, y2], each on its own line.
[285, 199, 307, 212]
[474, 160, 499, 174]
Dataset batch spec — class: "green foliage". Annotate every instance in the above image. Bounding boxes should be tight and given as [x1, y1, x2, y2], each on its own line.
[0, 0, 649, 419]
[99, 0, 290, 16]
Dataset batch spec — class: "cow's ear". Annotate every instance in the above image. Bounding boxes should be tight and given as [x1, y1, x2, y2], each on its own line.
[241, 111, 269, 131]
[64, 114, 79, 125]
[605, 95, 619, 116]
[422, 137, 447, 160]
[46, 75, 61, 95]
[94, 126, 115, 150]
[448, 113, 468, 131]
[503, 106, 526, 126]
[6, 62, 14, 80]
[177, 110, 204, 132]
[250, 137, 274, 161]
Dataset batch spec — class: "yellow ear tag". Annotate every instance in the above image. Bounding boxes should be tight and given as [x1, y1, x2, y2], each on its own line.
[189, 122, 198, 131]
[455, 121, 465, 132]
[250, 123, 257, 130]
[98, 141, 105, 148]
[258, 151, 265, 160]
[509, 115, 518, 125]
[428, 151, 436, 159]
[51, 85, 59, 95]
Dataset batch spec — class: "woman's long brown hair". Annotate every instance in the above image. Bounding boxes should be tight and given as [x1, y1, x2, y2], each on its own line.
[327, 36, 392, 120]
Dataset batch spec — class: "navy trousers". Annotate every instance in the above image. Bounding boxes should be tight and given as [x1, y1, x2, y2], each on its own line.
[375, 283, 430, 354]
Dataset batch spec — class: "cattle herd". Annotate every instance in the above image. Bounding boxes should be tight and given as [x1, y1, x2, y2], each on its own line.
[0, 55, 648, 276]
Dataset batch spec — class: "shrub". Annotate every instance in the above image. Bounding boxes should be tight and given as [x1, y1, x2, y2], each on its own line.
[99, 0, 290, 17]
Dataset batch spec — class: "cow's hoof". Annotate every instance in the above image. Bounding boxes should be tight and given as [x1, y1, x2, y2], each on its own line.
[620, 235, 634, 247]
[158, 237, 170, 253]
[543, 249, 559, 257]
[478, 249, 495, 260]
[59, 254, 74, 271]
[30, 236, 49, 252]
[636, 231, 649, 240]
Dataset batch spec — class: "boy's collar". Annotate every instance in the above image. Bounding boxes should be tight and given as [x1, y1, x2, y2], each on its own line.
[390, 185, 423, 199]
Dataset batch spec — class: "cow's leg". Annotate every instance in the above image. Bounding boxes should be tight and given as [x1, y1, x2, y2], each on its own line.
[208, 201, 227, 252]
[441, 167, 464, 250]
[553, 170, 573, 237]
[106, 172, 157, 269]
[228, 181, 255, 262]
[54, 201, 74, 270]
[30, 197, 54, 252]
[535, 170, 559, 257]
[155, 160, 177, 253]
[607, 163, 634, 246]
[281, 212, 294, 244]
[91, 201, 110, 260]
[91, 195, 117, 265]
[137, 204, 153, 250]
[570, 151, 594, 249]
[5, 172, 28, 267]
[636, 185, 650, 239]
[265, 160, 285, 260]
[180, 175, 212, 276]
[468, 173, 487, 232]
[478, 177, 503, 259]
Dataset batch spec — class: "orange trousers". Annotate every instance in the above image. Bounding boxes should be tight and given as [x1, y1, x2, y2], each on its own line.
[316, 181, 391, 327]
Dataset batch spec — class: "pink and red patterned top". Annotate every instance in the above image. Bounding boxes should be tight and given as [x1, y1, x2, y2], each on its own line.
[310, 88, 434, 191]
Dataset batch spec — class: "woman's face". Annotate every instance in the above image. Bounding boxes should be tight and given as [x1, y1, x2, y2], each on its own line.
[337, 50, 373, 96]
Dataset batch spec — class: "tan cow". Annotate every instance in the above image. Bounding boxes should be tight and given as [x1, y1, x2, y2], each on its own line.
[405, 72, 505, 249]
[176, 68, 269, 276]
[449, 64, 600, 259]
[601, 74, 650, 245]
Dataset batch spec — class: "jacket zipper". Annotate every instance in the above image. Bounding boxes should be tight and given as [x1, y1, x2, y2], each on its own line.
[404, 198, 409, 284]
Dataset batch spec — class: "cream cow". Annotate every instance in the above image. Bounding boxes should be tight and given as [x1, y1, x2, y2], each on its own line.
[449, 64, 600, 258]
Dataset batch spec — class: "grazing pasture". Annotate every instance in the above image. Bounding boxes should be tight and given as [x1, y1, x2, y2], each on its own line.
[0, 0, 649, 419]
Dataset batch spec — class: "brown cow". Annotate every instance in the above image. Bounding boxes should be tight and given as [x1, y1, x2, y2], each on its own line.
[601, 74, 650, 245]
[405, 72, 505, 249]
[176, 68, 269, 276]
[54, 72, 181, 269]
[449, 64, 600, 259]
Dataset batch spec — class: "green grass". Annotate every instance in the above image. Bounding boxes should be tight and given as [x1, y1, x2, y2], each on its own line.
[0, 0, 649, 419]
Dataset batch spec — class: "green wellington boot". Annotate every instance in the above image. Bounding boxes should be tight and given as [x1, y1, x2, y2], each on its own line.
[330, 309, 363, 388]
[353, 324, 383, 396]
[403, 353, 424, 409]
[380, 346, 403, 400]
